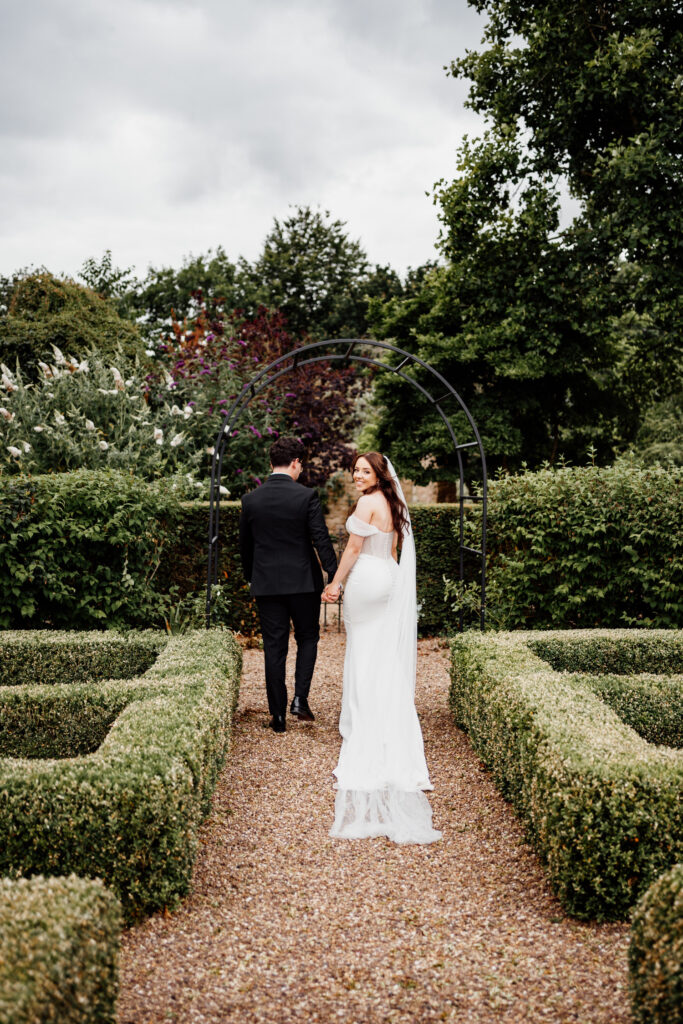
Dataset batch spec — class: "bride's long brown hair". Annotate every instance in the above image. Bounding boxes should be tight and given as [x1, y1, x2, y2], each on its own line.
[351, 451, 409, 537]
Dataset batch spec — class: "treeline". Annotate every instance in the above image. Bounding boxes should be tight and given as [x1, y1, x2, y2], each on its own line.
[2, 0, 682, 487]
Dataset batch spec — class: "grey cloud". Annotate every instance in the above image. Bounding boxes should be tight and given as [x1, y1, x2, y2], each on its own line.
[0, 0, 488, 275]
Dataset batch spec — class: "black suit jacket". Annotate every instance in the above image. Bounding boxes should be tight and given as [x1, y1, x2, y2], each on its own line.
[239, 474, 338, 597]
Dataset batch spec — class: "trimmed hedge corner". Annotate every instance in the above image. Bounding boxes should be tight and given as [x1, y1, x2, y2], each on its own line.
[0, 630, 166, 687]
[629, 863, 683, 1024]
[0, 629, 242, 922]
[0, 874, 121, 1024]
[449, 630, 683, 921]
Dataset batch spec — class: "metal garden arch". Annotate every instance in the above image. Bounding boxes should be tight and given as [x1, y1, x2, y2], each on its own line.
[206, 339, 487, 631]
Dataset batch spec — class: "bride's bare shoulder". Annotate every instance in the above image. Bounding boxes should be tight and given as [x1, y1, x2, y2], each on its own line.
[360, 491, 392, 528]
[354, 494, 375, 520]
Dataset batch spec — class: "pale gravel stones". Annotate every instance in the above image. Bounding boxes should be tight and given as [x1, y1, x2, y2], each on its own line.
[117, 630, 631, 1023]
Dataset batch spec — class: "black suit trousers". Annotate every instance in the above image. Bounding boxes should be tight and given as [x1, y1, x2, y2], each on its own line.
[255, 592, 321, 717]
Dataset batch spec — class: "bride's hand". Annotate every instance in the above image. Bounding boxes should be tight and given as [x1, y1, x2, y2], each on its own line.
[323, 583, 341, 603]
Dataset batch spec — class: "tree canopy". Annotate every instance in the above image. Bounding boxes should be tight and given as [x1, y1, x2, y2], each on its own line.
[0, 271, 146, 374]
[367, 0, 683, 482]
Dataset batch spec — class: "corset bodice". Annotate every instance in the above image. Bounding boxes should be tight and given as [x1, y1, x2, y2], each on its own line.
[345, 514, 395, 560]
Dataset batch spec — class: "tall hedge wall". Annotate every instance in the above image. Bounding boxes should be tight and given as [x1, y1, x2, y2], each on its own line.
[168, 500, 463, 636]
[2, 463, 680, 633]
[459, 461, 682, 630]
[0, 470, 181, 630]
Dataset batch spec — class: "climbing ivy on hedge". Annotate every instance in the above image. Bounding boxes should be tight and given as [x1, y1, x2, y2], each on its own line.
[0, 470, 182, 629]
[448, 460, 682, 630]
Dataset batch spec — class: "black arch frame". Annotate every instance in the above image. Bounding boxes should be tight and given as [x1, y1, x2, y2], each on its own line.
[206, 338, 487, 631]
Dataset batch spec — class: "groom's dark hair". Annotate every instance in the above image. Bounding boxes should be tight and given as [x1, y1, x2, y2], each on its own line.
[270, 437, 306, 468]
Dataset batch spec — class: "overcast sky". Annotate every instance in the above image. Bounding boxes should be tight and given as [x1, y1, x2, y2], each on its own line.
[0, 0, 488, 281]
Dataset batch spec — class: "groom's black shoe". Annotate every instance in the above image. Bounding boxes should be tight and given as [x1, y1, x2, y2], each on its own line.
[290, 696, 315, 721]
[269, 714, 286, 733]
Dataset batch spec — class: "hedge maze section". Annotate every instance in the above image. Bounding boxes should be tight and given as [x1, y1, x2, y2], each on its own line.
[449, 630, 683, 921]
[0, 629, 242, 924]
[0, 630, 166, 687]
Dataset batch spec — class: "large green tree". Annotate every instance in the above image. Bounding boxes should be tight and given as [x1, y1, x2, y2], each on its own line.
[242, 205, 372, 339]
[0, 271, 146, 374]
[129, 246, 241, 335]
[368, 0, 683, 482]
[102, 209, 397, 344]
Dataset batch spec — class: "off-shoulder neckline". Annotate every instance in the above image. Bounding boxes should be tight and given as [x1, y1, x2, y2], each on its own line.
[346, 513, 395, 535]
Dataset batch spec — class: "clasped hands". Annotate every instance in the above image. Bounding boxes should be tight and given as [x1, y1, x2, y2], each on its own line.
[322, 581, 342, 603]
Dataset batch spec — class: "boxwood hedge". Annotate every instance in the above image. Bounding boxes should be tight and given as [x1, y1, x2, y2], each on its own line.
[0, 629, 241, 923]
[629, 862, 683, 1024]
[0, 874, 121, 1024]
[0, 630, 165, 687]
[449, 630, 683, 920]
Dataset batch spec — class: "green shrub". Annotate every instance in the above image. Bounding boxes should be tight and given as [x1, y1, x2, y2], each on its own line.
[0, 629, 241, 922]
[448, 461, 683, 630]
[0, 630, 165, 686]
[629, 863, 683, 1024]
[0, 471, 183, 629]
[1, 270, 145, 374]
[449, 630, 683, 920]
[0, 874, 121, 1024]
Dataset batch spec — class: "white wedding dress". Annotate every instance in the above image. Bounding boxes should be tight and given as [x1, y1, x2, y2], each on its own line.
[330, 476, 442, 845]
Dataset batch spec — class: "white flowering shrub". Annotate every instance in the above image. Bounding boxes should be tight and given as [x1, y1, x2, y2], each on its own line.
[0, 346, 280, 494]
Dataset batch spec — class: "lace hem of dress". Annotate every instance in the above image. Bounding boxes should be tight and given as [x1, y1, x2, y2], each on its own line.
[330, 787, 442, 845]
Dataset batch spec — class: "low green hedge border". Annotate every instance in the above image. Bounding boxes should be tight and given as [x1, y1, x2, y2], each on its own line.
[0, 629, 242, 923]
[0, 677, 180, 759]
[576, 673, 683, 749]
[0, 630, 166, 686]
[527, 631, 683, 675]
[629, 863, 683, 1024]
[0, 874, 121, 1024]
[449, 630, 683, 921]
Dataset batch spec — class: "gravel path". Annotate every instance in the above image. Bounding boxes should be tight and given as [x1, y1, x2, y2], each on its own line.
[117, 628, 631, 1024]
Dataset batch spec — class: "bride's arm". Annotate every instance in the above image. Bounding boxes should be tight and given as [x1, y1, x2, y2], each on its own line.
[322, 534, 364, 600]
[322, 497, 374, 601]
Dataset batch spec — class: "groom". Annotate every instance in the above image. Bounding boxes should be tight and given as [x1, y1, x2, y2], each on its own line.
[239, 437, 338, 733]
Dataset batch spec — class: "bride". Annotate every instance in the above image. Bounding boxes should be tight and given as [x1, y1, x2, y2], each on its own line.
[322, 452, 441, 845]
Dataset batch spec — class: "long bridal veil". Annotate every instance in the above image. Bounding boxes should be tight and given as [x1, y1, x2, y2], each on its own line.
[330, 457, 442, 845]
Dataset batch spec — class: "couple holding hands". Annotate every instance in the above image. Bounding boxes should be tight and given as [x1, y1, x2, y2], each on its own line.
[239, 437, 440, 845]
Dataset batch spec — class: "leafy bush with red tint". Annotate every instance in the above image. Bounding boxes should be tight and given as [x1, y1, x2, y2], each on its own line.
[148, 297, 366, 491]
